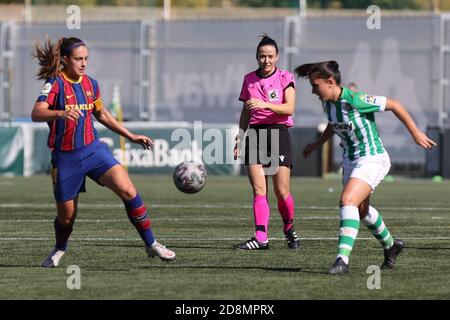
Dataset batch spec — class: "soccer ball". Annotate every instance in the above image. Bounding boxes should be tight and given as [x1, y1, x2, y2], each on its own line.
[173, 162, 207, 194]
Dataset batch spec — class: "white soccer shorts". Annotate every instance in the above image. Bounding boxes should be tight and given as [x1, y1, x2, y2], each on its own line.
[342, 153, 391, 191]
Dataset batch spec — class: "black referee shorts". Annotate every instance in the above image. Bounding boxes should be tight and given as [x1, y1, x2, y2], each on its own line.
[243, 124, 292, 168]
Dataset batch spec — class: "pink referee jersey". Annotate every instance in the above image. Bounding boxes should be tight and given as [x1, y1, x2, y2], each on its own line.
[239, 68, 295, 127]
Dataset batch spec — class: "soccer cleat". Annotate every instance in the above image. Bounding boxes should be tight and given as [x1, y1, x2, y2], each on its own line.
[146, 241, 176, 262]
[41, 247, 66, 267]
[285, 227, 300, 249]
[328, 257, 349, 274]
[234, 237, 269, 250]
[381, 239, 405, 270]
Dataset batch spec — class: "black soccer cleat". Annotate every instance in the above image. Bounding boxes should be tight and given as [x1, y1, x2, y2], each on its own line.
[381, 239, 405, 270]
[234, 237, 269, 250]
[328, 257, 349, 274]
[285, 227, 300, 250]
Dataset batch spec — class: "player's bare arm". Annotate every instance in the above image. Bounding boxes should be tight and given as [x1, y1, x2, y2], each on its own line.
[303, 123, 334, 159]
[245, 87, 295, 116]
[385, 99, 437, 150]
[93, 107, 152, 149]
[31, 101, 83, 122]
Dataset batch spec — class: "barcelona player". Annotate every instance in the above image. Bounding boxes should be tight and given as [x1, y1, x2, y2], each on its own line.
[296, 61, 436, 273]
[233, 34, 300, 251]
[31, 37, 175, 267]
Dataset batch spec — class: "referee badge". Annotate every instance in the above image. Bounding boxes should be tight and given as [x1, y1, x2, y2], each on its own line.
[268, 89, 280, 102]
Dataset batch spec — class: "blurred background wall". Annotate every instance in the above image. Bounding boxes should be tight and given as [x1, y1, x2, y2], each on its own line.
[1, 1, 449, 176]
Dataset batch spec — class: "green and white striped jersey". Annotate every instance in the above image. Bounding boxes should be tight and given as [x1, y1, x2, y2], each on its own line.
[323, 87, 387, 161]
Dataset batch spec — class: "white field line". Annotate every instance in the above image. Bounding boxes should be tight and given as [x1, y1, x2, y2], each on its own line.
[1, 236, 450, 242]
[0, 217, 340, 223]
[1, 203, 450, 212]
[1, 215, 449, 223]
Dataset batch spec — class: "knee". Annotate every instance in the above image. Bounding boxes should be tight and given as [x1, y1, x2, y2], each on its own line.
[56, 207, 76, 227]
[58, 216, 75, 227]
[275, 189, 290, 200]
[252, 185, 266, 197]
[119, 187, 138, 201]
[340, 193, 358, 207]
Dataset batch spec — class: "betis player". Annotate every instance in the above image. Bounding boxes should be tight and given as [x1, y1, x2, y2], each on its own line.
[296, 61, 436, 274]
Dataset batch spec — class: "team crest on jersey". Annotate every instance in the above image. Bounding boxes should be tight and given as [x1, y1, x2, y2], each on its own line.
[361, 94, 377, 105]
[268, 89, 280, 102]
[40, 82, 52, 96]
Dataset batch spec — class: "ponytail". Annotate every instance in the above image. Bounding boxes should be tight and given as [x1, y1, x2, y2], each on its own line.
[32, 36, 86, 80]
[295, 61, 341, 85]
[32, 37, 63, 80]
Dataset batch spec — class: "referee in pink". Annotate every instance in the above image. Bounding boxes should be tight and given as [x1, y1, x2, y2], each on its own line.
[234, 34, 300, 251]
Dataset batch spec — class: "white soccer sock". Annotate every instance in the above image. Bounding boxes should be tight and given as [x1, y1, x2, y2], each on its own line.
[362, 206, 394, 249]
[337, 205, 360, 265]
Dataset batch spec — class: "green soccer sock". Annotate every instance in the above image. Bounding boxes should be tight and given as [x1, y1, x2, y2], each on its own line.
[362, 206, 394, 249]
[337, 205, 360, 265]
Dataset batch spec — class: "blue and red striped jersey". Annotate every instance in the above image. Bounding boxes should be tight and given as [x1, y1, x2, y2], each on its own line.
[36, 72, 103, 151]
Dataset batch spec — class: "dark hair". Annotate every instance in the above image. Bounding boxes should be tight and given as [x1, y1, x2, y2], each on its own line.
[295, 61, 341, 85]
[32, 36, 87, 80]
[256, 33, 278, 59]
[60, 37, 86, 57]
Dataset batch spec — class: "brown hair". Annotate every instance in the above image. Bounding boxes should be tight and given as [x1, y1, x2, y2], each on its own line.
[32, 36, 86, 80]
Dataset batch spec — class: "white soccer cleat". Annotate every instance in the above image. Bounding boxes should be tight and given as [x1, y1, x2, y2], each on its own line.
[146, 241, 176, 262]
[41, 247, 66, 267]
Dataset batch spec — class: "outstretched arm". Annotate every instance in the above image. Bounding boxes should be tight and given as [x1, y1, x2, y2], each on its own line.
[385, 99, 437, 150]
[303, 123, 334, 159]
[93, 107, 152, 149]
